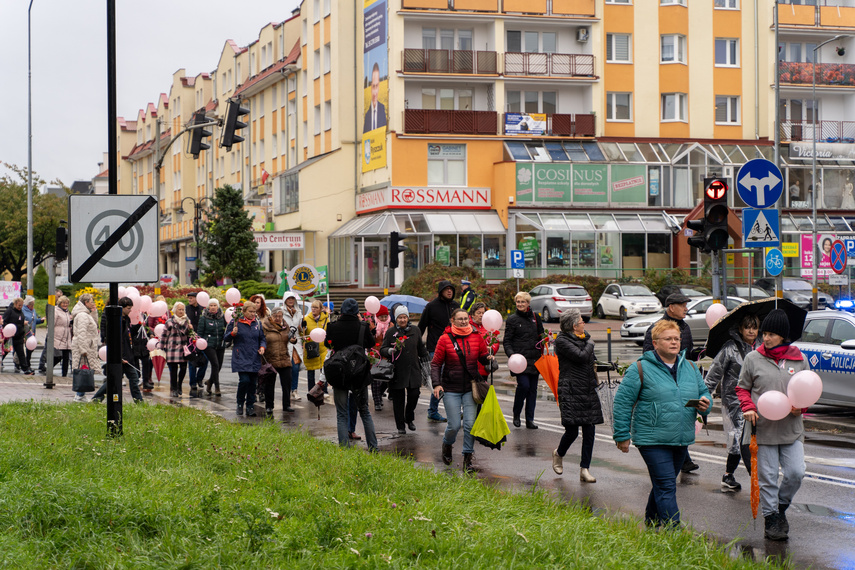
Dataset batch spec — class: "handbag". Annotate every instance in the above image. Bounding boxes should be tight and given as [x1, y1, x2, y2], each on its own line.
[304, 340, 320, 360]
[370, 358, 394, 382]
[447, 333, 490, 405]
[72, 354, 95, 393]
[292, 348, 302, 366]
[258, 358, 277, 391]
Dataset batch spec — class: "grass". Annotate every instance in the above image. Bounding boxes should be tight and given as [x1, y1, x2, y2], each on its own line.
[0, 402, 776, 569]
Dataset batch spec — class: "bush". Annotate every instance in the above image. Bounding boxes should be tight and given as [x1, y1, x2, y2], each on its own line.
[399, 263, 485, 304]
[33, 266, 48, 298]
[235, 280, 281, 300]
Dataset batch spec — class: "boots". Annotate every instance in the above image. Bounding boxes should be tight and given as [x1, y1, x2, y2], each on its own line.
[778, 504, 790, 535]
[552, 449, 563, 475]
[204, 379, 213, 395]
[580, 468, 596, 483]
[441, 443, 453, 465]
[214, 381, 222, 397]
[764, 513, 788, 541]
[463, 453, 479, 473]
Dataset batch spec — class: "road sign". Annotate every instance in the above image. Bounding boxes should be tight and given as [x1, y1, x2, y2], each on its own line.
[829, 273, 849, 286]
[830, 240, 847, 274]
[743, 208, 780, 248]
[782, 242, 799, 257]
[512, 268, 524, 278]
[846, 238, 855, 258]
[736, 159, 783, 208]
[511, 249, 525, 269]
[68, 195, 159, 283]
[287, 263, 321, 295]
[765, 248, 784, 277]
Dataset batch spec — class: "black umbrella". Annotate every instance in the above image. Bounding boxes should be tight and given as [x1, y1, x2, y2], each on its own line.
[704, 298, 807, 359]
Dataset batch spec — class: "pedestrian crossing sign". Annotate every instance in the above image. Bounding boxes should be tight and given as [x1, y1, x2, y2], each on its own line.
[742, 208, 780, 248]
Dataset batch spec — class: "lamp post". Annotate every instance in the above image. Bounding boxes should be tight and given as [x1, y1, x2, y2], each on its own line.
[812, 34, 851, 310]
[26, 0, 34, 295]
[178, 196, 212, 283]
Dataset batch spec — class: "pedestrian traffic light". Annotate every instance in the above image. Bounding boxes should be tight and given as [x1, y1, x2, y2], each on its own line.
[703, 177, 730, 251]
[389, 231, 406, 269]
[55, 226, 68, 261]
[220, 98, 249, 151]
[189, 111, 212, 158]
[686, 218, 709, 253]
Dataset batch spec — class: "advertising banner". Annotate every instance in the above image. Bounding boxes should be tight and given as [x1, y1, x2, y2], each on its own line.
[362, 0, 388, 173]
[505, 113, 547, 136]
[801, 233, 835, 278]
[572, 164, 608, 203]
[610, 164, 647, 204]
[515, 164, 534, 203]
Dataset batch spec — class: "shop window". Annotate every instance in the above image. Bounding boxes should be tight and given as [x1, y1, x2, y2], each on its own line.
[545, 234, 570, 268]
[648, 234, 671, 270]
[787, 168, 817, 210]
[459, 235, 482, 269]
[434, 235, 457, 266]
[822, 169, 855, 209]
[483, 235, 504, 269]
[606, 34, 632, 63]
[572, 233, 596, 273]
[622, 234, 645, 277]
[427, 144, 466, 186]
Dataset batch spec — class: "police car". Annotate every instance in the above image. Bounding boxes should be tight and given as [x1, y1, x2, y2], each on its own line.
[793, 305, 855, 408]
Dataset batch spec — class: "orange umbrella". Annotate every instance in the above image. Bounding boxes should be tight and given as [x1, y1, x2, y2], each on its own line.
[750, 423, 759, 521]
[535, 354, 560, 404]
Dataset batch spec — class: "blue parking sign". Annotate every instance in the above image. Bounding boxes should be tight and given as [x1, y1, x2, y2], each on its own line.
[511, 249, 525, 269]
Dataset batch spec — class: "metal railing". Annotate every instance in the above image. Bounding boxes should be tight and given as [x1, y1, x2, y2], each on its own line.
[504, 52, 595, 77]
[402, 48, 498, 74]
[779, 120, 855, 142]
[778, 61, 855, 86]
[403, 109, 499, 134]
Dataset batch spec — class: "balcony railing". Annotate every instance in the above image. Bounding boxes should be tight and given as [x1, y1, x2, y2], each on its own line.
[778, 1, 855, 28]
[504, 53, 595, 77]
[402, 48, 498, 74]
[779, 61, 855, 87]
[404, 109, 499, 134]
[401, 0, 596, 17]
[780, 120, 855, 143]
[503, 113, 596, 137]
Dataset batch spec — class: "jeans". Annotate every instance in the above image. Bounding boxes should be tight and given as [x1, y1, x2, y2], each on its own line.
[167, 362, 187, 392]
[93, 362, 143, 402]
[348, 393, 358, 433]
[557, 424, 596, 469]
[442, 390, 477, 455]
[290, 362, 301, 392]
[267, 366, 292, 410]
[757, 440, 805, 517]
[637, 445, 688, 527]
[137, 354, 152, 385]
[236, 372, 258, 410]
[512, 372, 539, 423]
[390, 387, 420, 429]
[203, 347, 225, 391]
[334, 385, 377, 450]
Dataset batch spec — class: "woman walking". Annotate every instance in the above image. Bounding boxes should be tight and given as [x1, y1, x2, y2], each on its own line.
[261, 307, 294, 416]
[51, 296, 73, 377]
[380, 306, 428, 434]
[370, 304, 392, 411]
[282, 292, 303, 402]
[196, 298, 227, 397]
[302, 299, 329, 394]
[504, 291, 544, 429]
[613, 320, 711, 529]
[468, 302, 499, 380]
[70, 294, 102, 402]
[432, 308, 493, 473]
[225, 301, 266, 417]
[22, 296, 44, 372]
[552, 309, 603, 482]
[162, 301, 192, 398]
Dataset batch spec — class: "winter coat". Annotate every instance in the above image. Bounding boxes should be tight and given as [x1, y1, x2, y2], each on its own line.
[503, 308, 544, 376]
[612, 349, 710, 447]
[53, 307, 73, 351]
[186, 302, 203, 329]
[431, 326, 489, 394]
[225, 317, 267, 373]
[130, 320, 150, 359]
[70, 301, 102, 371]
[2, 305, 27, 341]
[196, 310, 227, 350]
[282, 300, 303, 360]
[418, 280, 459, 352]
[705, 328, 753, 455]
[555, 331, 604, 427]
[325, 314, 373, 352]
[460, 287, 477, 312]
[642, 313, 693, 354]
[302, 311, 329, 370]
[161, 316, 192, 364]
[262, 316, 293, 369]
[470, 318, 500, 377]
[22, 305, 43, 336]
[380, 323, 428, 390]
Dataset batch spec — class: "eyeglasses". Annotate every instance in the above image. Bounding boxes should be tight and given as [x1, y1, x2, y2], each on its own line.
[453, 317, 469, 323]
[656, 336, 681, 343]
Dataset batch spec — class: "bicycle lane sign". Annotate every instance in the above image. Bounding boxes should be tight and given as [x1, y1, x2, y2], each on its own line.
[765, 248, 784, 277]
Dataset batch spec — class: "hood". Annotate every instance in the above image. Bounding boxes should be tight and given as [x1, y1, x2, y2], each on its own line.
[436, 280, 456, 301]
[262, 316, 285, 333]
[283, 291, 301, 303]
[71, 301, 92, 320]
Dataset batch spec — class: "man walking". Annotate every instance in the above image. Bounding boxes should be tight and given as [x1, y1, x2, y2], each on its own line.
[185, 292, 207, 394]
[418, 280, 460, 423]
[459, 280, 477, 312]
[2, 298, 33, 374]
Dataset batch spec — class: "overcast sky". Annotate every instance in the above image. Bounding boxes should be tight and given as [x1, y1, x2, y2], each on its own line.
[0, 0, 300, 188]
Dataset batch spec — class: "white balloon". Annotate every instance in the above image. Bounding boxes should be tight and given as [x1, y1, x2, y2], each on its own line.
[482, 309, 503, 332]
[26, 336, 37, 350]
[508, 353, 528, 374]
[125, 287, 140, 298]
[705, 303, 728, 328]
[2, 324, 16, 338]
[196, 291, 210, 307]
[310, 328, 326, 343]
[225, 307, 234, 323]
[365, 296, 381, 314]
[225, 287, 242, 305]
[195, 338, 208, 350]
[98, 346, 108, 361]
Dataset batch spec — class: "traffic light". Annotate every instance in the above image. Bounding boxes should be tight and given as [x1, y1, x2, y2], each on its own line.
[703, 177, 729, 251]
[55, 226, 68, 261]
[389, 231, 406, 269]
[189, 111, 212, 158]
[220, 98, 249, 151]
[686, 218, 708, 252]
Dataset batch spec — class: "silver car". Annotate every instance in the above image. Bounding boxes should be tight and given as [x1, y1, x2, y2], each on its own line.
[620, 296, 746, 346]
[754, 277, 833, 310]
[794, 309, 855, 408]
[529, 284, 593, 323]
[596, 283, 661, 320]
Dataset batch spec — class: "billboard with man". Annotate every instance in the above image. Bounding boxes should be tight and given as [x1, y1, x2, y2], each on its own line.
[362, 0, 388, 172]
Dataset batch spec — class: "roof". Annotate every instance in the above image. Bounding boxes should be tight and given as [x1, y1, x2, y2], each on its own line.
[234, 40, 300, 96]
[126, 128, 173, 160]
[95, 168, 108, 178]
[225, 39, 247, 55]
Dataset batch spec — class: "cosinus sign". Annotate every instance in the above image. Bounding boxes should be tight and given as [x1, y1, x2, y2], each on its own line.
[356, 186, 491, 213]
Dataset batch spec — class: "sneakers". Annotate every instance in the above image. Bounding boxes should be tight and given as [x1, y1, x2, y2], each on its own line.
[189, 387, 198, 398]
[374, 404, 383, 412]
[246, 406, 257, 417]
[552, 449, 563, 475]
[721, 473, 742, 492]
[291, 390, 301, 402]
[580, 468, 596, 483]
[427, 411, 447, 423]
[681, 458, 700, 473]
[73, 394, 86, 403]
[764, 513, 788, 541]
[323, 393, 331, 402]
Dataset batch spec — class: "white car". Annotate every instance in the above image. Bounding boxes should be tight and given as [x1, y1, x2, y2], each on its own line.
[596, 283, 661, 321]
[620, 296, 746, 345]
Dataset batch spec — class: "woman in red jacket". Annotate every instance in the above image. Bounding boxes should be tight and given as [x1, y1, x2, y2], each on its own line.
[469, 302, 499, 380]
[431, 308, 493, 473]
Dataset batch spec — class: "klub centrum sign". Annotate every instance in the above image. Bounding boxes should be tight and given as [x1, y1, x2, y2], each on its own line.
[356, 186, 491, 214]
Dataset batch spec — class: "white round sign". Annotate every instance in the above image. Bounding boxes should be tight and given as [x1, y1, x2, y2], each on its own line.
[286, 264, 320, 295]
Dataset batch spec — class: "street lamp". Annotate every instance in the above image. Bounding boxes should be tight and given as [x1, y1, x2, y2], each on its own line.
[178, 196, 213, 282]
[812, 34, 851, 310]
[26, 0, 34, 295]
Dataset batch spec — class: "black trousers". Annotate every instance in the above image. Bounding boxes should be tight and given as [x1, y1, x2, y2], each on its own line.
[265, 366, 292, 410]
[389, 387, 420, 429]
[203, 347, 225, 391]
[13, 340, 30, 372]
[168, 362, 187, 391]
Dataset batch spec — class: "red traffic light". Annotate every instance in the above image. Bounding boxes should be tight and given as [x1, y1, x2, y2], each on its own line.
[706, 179, 728, 200]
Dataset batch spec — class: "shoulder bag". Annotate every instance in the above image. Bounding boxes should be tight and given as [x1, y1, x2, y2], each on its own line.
[72, 354, 96, 393]
[448, 333, 490, 405]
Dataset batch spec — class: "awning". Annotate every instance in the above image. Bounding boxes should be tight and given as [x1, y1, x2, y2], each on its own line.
[329, 211, 506, 238]
[514, 211, 681, 233]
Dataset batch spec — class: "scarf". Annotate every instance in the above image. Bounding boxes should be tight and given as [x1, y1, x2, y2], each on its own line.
[374, 316, 391, 339]
[171, 313, 188, 326]
[451, 323, 472, 336]
[757, 343, 803, 363]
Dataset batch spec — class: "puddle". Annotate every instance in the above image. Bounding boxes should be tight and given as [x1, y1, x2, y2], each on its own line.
[791, 503, 855, 526]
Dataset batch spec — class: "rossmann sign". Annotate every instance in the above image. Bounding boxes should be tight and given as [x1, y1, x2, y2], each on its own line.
[356, 187, 491, 213]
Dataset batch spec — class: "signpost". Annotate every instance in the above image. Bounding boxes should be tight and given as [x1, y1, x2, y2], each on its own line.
[830, 240, 847, 275]
[765, 248, 784, 277]
[736, 159, 784, 209]
[511, 249, 525, 288]
[742, 208, 780, 248]
[286, 263, 321, 296]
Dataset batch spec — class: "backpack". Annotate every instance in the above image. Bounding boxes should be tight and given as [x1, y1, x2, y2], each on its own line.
[323, 345, 371, 390]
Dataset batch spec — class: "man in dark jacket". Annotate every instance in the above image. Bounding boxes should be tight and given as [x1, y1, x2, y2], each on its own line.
[325, 298, 377, 450]
[459, 280, 477, 312]
[92, 297, 143, 404]
[185, 292, 208, 391]
[2, 298, 33, 374]
[417, 280, 458, 422]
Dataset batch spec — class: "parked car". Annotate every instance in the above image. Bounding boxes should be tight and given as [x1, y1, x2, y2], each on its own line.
[725, 284, 771, 301]
[794, 309, 855, 408]
[529, 284, 593, 323]
[655, 284, 713, 306]
[754, 277, 834, 310]
[620, 296, 746, 345]
[596, 283, 661, 321]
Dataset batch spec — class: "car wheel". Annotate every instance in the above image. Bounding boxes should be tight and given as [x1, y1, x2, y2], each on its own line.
[619, 306, 628, 321]
[542, 307, 552, 323]
[582, 316, 590, 323]
[596, 305, 605, 319]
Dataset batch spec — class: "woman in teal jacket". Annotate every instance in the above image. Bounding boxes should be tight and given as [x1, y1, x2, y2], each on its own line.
[613, 320, 711, 528]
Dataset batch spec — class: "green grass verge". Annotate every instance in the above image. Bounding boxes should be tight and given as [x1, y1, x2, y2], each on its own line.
[0, 402, 771, 568]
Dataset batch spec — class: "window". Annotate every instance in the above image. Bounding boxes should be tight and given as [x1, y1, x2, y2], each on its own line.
[715, 96, 740, 124]
[715, 38, 739, 66]
[606, 34, 631, 63]
[801, 319, 829, 343]
[277, 172, 299, 214]
[506, 30, 556, 53]
[288, 75, 296, 92]
[660, 35, 686, 64]
[313, 0, 320, 22]
[505, 90, 557, 114]
[606, 0, 631, 3]
[314, 105, 321, 135]
[323, 44, 331, 74]
[661, 93, 687, 122]
[324, 0, 330, 16]
[427, 144, 466, 186]
[606, 92, 632, 121]
[302, 71, 307, 95]
[313, 49, 320, 79]
[830, 319, 855, 346]
[324, 101, 331, 131]
[422, 88, 474, 111]
[779, 42, 817, 63]
[422, 28, 436, 49]
[661, 0, 686, 4]
[258, 93, 265, 117]
[715, 0, 738, 8]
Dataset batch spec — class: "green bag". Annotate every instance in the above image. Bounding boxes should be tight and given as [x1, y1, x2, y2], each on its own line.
[471, 385, 510, 450]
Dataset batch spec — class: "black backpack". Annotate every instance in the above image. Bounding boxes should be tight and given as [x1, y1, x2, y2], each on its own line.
[324, 345, 371, 390]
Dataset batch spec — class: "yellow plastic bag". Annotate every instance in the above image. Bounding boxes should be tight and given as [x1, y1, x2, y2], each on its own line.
[471, 385, 510, 450]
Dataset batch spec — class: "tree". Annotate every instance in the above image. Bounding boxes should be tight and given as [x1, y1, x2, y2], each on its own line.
[197, 185, 259, 285]
[0, 163, 67, 281]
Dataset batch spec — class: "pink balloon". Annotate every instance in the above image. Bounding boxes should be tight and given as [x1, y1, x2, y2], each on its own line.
[131, 295, 142, 309]
[26, 336, 37, 351]
[125, 287, 140, 298]
[757, 390, 792, 421]
[139, 295, 152, 313]
[149, 300, 168, 317]
[310, 328, 326, 343]
[508, 353, 528, 374]
[482, 309, 503, 332]
[98, 346, 108, 361]
[225, 308, 234, 323]
[196, 291, 210, 307]
[364, 296, 381, 314]
[118, 286, 127, 298]
[788, 370, 823, 409]
[154, 324, 166, 338]
[225, 287, 242, 305]
[146, 338, 158, 352]
[129, 308, 141, 323]
[195, 338, 208, 350]
[2, 324, 15, 338]
[705, 303, 729, 328]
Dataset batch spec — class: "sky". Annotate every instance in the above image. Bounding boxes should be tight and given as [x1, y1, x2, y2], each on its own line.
[0, 0, 300, 189]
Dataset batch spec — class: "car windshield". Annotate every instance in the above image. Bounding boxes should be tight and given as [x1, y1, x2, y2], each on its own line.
[622, 285, 653, 296]
[784, 280, 812, 291]
[682, 287, 712, 296]
[557, 287, 587, 297]
[735, 286, 768, 298]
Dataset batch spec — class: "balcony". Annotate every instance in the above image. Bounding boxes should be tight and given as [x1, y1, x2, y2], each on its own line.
[403, 48, 498, 74]
[502, 113, 595, 137]
[778, 61, 855, 87]
[404, 109, 499, 134]
[401, 0, 596, 17]
[778, 2, 855, 28]
[780, 120, 855, 143]
[504, 52, 595, 77]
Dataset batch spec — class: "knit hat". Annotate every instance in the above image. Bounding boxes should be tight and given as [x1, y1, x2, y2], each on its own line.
[376, 305, 389, 317]
[761, 308, 790, 340]
[323, 301, 334, 312]
[394, 305, 409, 319]
[342, 298, 359, 316]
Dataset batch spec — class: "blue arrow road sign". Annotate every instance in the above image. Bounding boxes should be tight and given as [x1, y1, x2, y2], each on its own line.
[765, 248, 784, 277]
[831, 240, 847, 274]
[511, 249, 525, 269]
[737, 158, 783, 209]
[743, 208, 780, 248]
